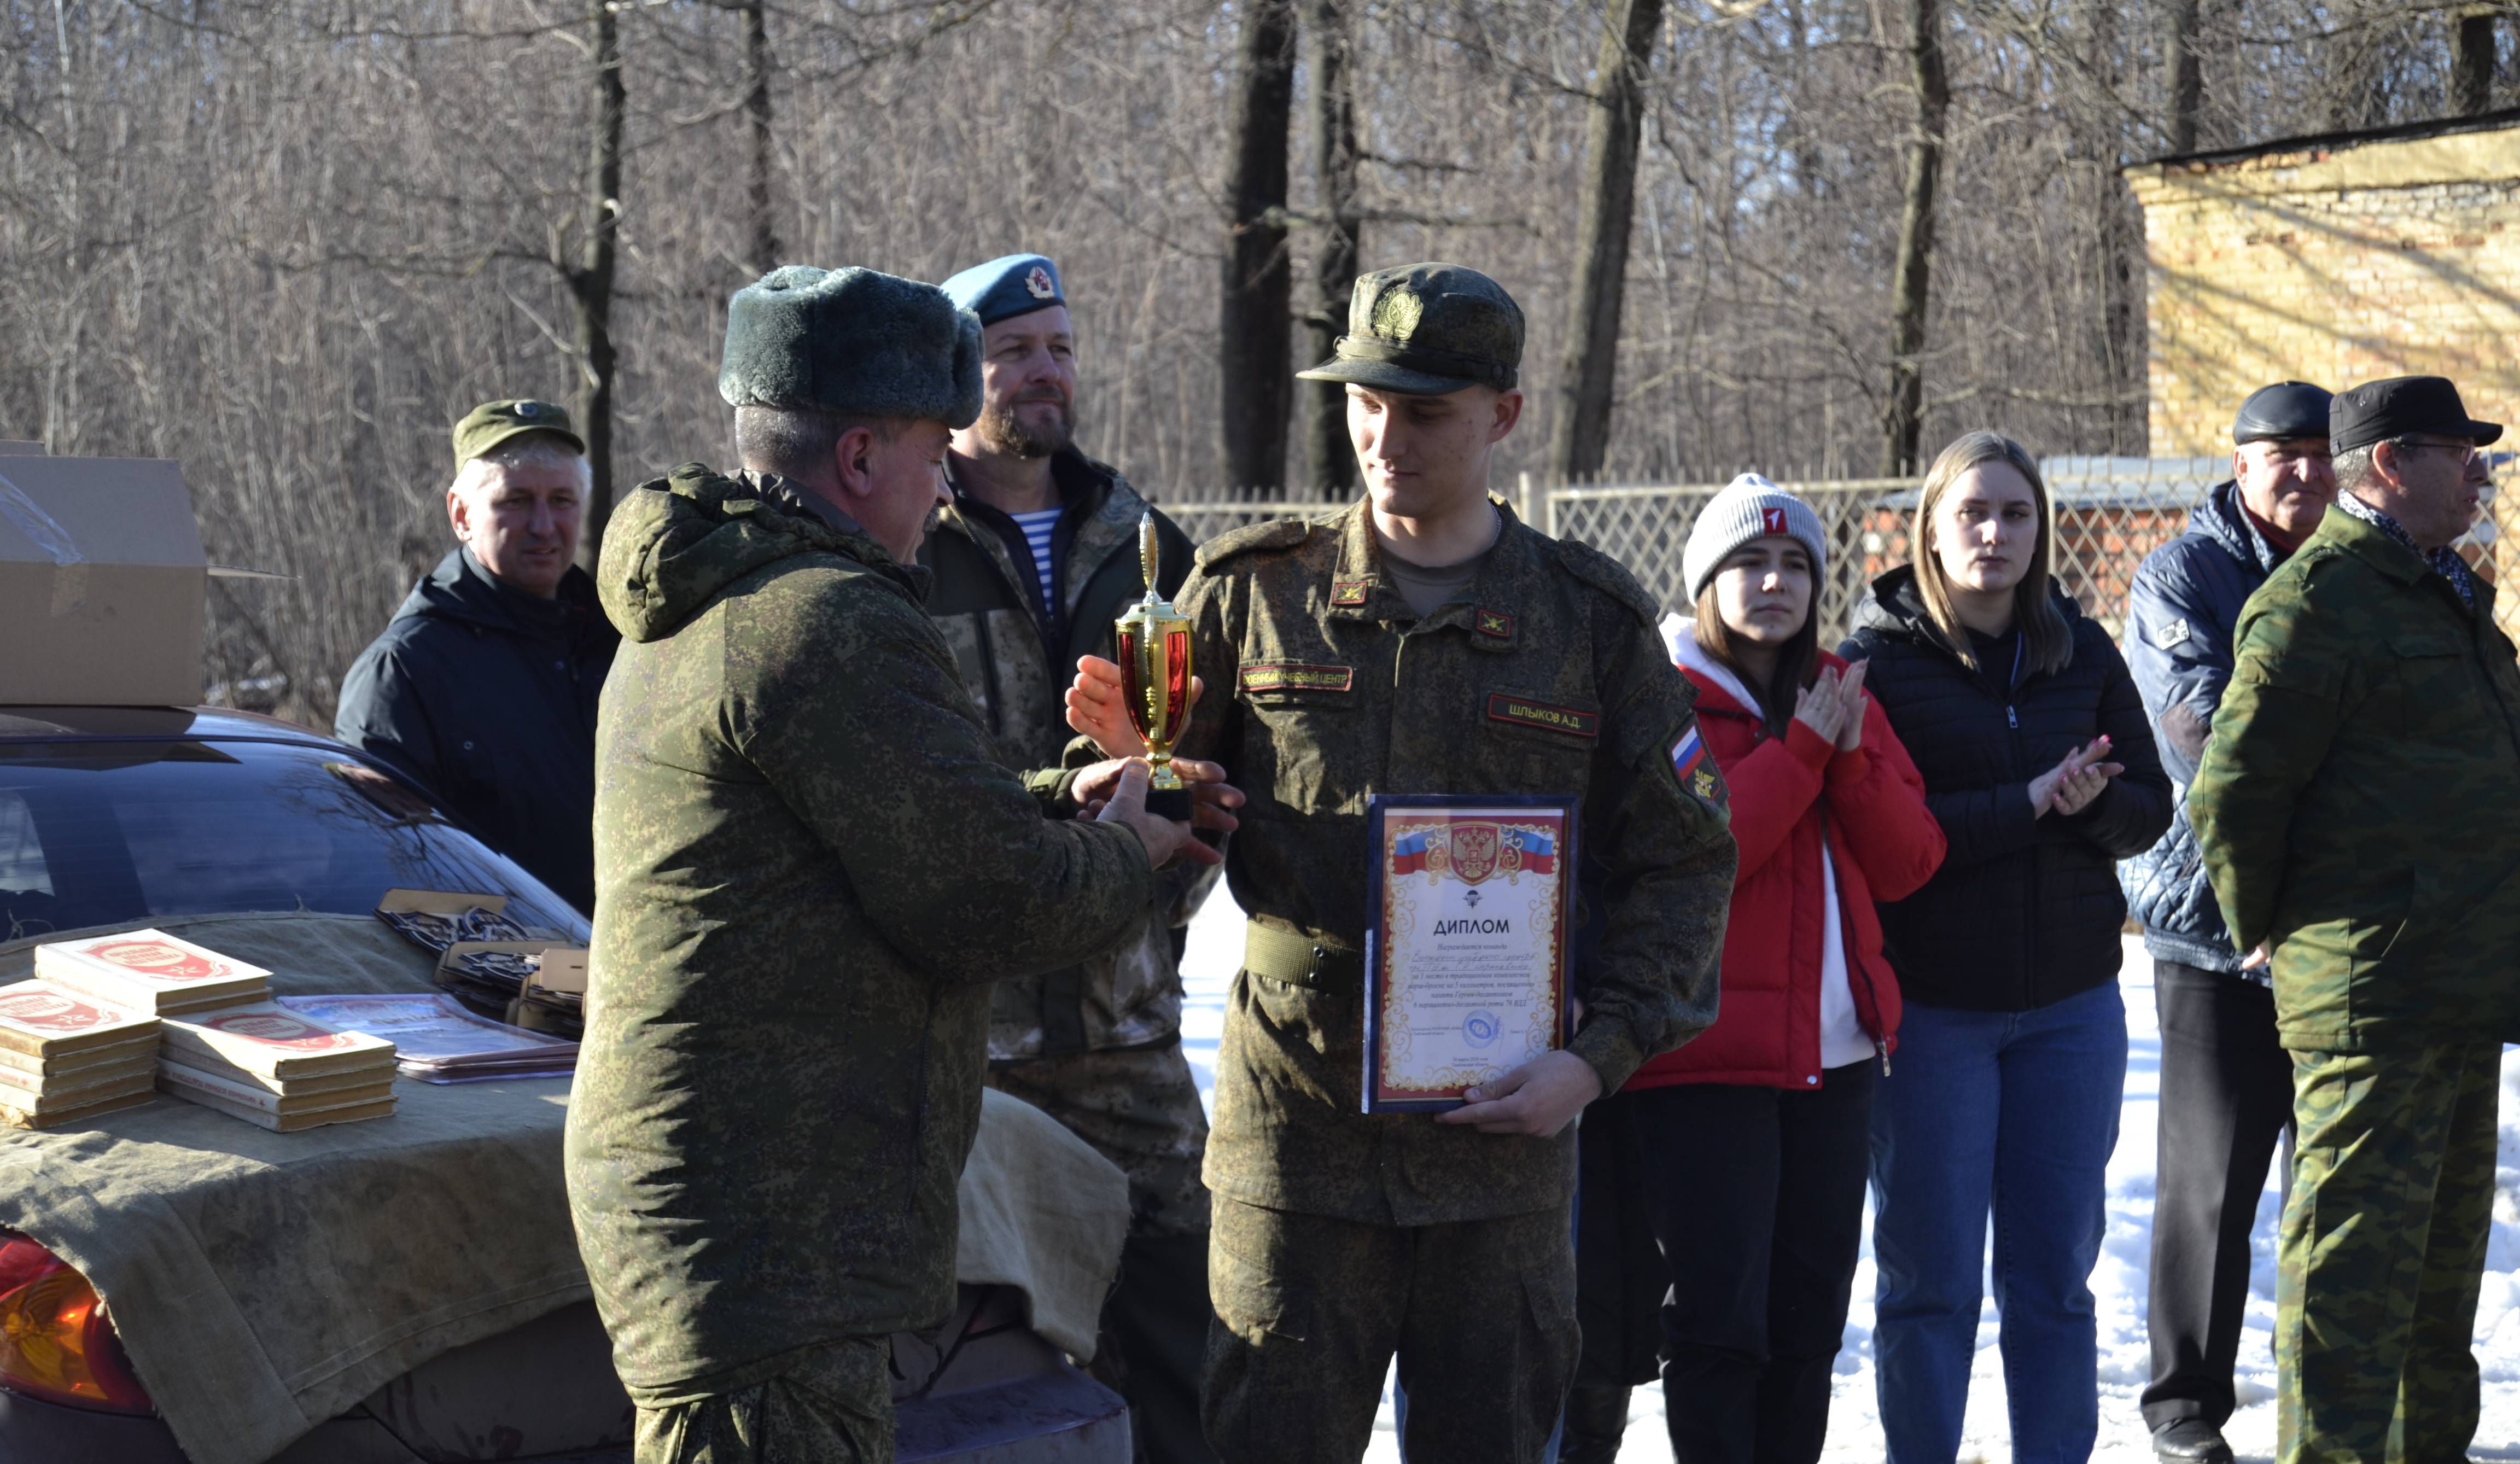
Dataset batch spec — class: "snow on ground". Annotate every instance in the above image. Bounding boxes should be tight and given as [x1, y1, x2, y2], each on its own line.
[1177, 887, 2520, 1462]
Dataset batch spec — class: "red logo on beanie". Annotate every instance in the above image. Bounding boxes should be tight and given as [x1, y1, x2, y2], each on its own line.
[1761, 506, 1788, 535]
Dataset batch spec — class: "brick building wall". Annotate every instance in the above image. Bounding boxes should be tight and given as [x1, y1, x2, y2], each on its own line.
[2127, 116, 2520, 455]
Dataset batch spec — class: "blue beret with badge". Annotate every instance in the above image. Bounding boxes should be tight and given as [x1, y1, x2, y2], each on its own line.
[941, 254, 1066, 328]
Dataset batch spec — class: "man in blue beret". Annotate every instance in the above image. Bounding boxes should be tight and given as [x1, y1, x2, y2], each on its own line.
[923, 252, 1217, 1464]
[567, 264, 1226, 1464]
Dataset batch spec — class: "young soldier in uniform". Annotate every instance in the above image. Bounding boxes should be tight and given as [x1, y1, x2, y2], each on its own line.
[2190, 376, 2520, 1464]
[568, 265, 1221, 1464]
[921, 253, 1218, 1464]
[1068, 263, 1737, 1464]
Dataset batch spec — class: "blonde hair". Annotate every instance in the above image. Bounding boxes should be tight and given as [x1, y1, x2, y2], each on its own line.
[1910, 431, 2072, 676]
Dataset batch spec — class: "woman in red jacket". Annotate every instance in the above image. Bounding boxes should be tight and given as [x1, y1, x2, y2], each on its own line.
[1566, 475, 1944, 1464]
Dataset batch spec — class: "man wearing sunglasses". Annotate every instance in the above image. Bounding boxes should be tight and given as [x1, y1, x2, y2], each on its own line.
[2190, 376, 2516, 1462]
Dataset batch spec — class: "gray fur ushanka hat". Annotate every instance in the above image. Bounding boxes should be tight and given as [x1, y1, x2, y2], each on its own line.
[719, 265, 984, 429]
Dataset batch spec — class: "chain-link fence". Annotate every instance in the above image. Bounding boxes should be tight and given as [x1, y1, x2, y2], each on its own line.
[1543, 459, 2232, 646]
[1154, 456, 2518, 648]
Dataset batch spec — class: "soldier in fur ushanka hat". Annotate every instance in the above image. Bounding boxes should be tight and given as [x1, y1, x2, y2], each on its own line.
[569, 264, 1228, 1464]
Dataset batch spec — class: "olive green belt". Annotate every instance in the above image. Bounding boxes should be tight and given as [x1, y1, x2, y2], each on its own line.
[1243, 921, 1365, 994]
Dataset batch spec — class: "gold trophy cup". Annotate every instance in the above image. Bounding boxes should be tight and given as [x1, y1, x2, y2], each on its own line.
[1114, 512, 1195, 820]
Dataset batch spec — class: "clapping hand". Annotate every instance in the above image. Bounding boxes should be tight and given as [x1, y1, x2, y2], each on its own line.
[2027, 735, 2122, 817]
[1790, 659, 1871, 753]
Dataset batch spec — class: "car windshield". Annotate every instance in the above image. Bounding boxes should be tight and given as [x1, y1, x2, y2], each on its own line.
[0, 738, 588, 944]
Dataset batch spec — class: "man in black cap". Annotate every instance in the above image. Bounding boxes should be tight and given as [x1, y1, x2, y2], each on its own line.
[337, 400, 621, 912]
[2122, 381, 2331, 1464]
[2189, 375, 2520, 1462]
[1063, 263, 1733, 1463]
[923, 254, 1218, 1464]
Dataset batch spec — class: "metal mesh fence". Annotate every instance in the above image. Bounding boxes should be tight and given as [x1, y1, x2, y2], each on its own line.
[1154, 456, 2518, 649]
[1544, 459, 2232, 646]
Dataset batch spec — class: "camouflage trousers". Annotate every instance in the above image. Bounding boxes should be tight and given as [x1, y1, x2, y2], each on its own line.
[2277, 1042, 2498, 1464]
[630, 1336, 892, 1464]
[1204, 1196, 1578, 1464]
[988, 1041, 1212, 1238]
[991, 1042, 1216, 1464]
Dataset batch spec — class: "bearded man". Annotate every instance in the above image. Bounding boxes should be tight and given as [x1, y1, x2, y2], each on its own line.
[919, 252, 1216, 1464]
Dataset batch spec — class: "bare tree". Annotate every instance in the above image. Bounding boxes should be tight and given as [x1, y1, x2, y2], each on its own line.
[0, 0, 2496, 727]
[1547, 0, 1666, 484]
[2163, 0, 2204, 150]
[1220, 0, 1298, 494]
[2453, 8, 2498, 115]
[570, 0, 626, 570]
[738, 0, 780, 273]
[1883, 0, 1950, 476]
[1303, 0, 1361, 497]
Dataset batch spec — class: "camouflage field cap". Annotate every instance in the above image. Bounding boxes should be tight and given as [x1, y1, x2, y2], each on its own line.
[1297, 263, 1523, 395]
[452, 399, 584, 467]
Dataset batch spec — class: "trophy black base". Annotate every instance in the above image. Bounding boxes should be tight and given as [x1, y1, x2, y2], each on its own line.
[1144, 786, 1193, 821]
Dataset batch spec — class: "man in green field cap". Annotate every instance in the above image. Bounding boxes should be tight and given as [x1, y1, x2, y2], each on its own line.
[337, 399, 619, 911]
[1066, 262, 1736, 1463]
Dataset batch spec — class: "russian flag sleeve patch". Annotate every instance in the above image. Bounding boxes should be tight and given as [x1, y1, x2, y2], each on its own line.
[1670, 724, 1728, 809]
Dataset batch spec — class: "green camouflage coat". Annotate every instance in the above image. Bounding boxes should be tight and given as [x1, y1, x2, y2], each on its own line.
[2188, 505, 2520, 1052]
[1173, 499, 1736, 1225]
[919, 454, 1210, 1059]
[567, 464, 1153, 1398]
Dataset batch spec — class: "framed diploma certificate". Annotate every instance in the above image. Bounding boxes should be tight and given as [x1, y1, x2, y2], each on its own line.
[1362, 794, 1578, 1113]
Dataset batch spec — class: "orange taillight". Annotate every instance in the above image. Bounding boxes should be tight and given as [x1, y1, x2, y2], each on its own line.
[0, 1230, 153, 1414]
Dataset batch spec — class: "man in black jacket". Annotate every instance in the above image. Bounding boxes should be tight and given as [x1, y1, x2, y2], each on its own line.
[335, 400, 621, 914]
[2121, 382, 2331, 1464]
[919, 253, 1217, 1464]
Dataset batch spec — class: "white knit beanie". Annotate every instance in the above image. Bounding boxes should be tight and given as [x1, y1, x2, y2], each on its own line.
[1681, 473, 1828, 602]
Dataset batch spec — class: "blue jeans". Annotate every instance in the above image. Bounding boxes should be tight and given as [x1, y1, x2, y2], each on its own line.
[1869, 981, 2128, 1464]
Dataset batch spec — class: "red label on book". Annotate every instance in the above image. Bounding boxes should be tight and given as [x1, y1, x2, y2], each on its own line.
[79, 938, 234, 982]
[199, 1012, 358, 1050]
[0, 990, 110, 1033]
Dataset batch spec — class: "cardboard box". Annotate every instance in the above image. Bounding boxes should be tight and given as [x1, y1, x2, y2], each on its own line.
[528, 948, 588, 995]
[438, 940, 578, 985]
[0, 455, 205, 706]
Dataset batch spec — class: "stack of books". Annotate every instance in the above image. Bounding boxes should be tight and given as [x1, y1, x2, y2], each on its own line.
[0, 981, 162, 1129]
[156, 1002, 399, 1132]
[36, 930, 270, 1016]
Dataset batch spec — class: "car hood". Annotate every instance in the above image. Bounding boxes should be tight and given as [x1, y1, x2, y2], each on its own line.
[0, 705, 329, 743]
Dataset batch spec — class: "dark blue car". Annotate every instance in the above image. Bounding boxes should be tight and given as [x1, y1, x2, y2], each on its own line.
[0, 705, 1127, 1464]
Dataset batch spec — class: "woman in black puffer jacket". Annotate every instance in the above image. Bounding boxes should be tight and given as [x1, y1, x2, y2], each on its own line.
[1844, 431, 2170, 1464]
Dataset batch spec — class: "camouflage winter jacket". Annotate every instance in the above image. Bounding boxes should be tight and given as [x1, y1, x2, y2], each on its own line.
[2189, 504, 2520, 1052]
[919, 452, 1214, 1058]
[1173, 498, 1736, 1225]
[566, 464, 1153, 1397]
